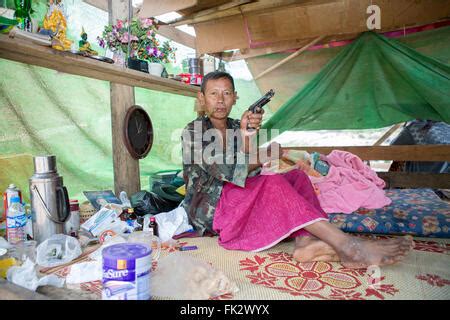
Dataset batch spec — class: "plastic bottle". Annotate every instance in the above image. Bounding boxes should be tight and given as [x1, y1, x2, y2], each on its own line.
[6, 196, 27, 245]
[144, 217, 161, 255]
[149, 217, 158, 237]
[2, 184, 22, 221]
[127, 207, 136, 220]
[65, 200, 80, 238]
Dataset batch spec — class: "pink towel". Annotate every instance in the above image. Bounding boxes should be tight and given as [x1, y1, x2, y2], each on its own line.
[213, 169, 328, 252]
[309, 150, 391, 214]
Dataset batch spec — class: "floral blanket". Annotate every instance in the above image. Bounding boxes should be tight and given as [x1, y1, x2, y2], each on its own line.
[329, 189, 450, 238]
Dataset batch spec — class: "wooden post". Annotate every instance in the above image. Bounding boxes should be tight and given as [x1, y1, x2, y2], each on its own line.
[109, 0, 140, 196]
[194, 54, 204, 118]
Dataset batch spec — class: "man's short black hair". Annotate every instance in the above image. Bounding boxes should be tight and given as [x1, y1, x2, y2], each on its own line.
[201, 71, 235, 94]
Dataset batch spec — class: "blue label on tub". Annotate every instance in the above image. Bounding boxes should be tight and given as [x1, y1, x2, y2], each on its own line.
[102, 243, 152, 300]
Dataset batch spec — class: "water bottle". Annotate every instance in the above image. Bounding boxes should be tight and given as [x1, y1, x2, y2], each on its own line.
[6, 196, 27, 245]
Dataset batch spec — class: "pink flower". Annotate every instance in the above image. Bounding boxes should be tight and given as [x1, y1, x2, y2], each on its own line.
[141, 18, 153, 28]
[120, 32, 138, 43]
[116, 20, 123, 29]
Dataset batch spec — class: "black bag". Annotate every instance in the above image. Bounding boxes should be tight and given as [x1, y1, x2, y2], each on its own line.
[152, 184, 184, 203]
[130, 190, 179, 216]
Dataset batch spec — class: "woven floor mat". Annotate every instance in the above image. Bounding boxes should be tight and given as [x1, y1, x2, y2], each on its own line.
[37, 235, 450, 300]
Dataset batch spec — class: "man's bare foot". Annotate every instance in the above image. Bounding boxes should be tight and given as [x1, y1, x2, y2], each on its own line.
[293, 236, 339, 262]
[337, 235, 415, 269]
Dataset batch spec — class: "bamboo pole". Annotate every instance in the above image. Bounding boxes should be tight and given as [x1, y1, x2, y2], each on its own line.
[373, 123, 404, 146]
[254, 35, 326, 80]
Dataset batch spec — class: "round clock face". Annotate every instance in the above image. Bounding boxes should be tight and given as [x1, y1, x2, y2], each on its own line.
[123, 105, 154, 159]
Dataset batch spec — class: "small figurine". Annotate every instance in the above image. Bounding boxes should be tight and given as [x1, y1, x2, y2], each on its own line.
[38, 0, 72, 51]
[78, 27, 98, 55]
[161, 66, 168, 78]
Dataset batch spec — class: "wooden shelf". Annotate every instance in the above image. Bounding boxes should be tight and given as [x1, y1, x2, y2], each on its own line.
[0, 34, 199, 97]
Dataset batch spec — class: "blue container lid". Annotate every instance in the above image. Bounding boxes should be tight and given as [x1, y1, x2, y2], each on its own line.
[102, 243, 151, 269]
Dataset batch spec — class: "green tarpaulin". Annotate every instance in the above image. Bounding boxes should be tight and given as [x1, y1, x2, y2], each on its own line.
[262, 31, 450, 132]
[0, 61, 262, 204]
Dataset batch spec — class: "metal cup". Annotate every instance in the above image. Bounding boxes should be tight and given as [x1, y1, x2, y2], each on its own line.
[33, 155, 57, 174]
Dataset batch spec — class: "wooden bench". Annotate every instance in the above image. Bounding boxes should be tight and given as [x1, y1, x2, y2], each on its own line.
[282, 145, 450, 189]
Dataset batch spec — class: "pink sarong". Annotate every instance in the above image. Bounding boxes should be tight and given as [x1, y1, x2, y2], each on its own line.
[213, 169, 329, 252]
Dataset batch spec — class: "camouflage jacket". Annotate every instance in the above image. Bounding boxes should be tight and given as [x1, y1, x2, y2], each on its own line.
[181, 115, 250, 235]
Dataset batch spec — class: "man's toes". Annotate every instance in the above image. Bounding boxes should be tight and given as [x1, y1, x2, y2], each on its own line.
[404, 235, 414, 242]
[381, 256, 396, 265]
[399, 239, 411, 247]
[400, 244, 413, 253]
[330, 254, 340, 261]
[384, 243, 402, 251]
[394, 249, 408, 258]
[382, 252, 408, 265]
[387, 237, 405, 245]
[391, 256, 405, 265]
[402, 236, 414, 247]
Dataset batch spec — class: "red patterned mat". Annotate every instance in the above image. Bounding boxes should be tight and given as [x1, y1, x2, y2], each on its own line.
[40, 235, 450, 300]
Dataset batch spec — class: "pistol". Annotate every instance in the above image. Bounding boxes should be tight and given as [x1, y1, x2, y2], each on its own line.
[248, 89, 275, 113]
[247, 89, 275, 130]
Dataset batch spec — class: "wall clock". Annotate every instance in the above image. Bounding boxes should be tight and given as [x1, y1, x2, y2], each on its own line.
[123, 105, 153, 159]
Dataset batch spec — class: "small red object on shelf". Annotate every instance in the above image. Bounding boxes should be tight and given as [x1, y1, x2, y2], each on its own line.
[178, 73, 203, 86]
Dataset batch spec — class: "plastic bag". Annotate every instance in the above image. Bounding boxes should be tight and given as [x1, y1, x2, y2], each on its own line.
[0, 237, 12, 250]
[150, 252, 239, 300]
[150, 206, 193, 242]
[66, 261, 102, 284]
[36, 234, 82, 268]
[130, 191, 179, 216]
[7, 258, 64, 291]
[119, 191, 131, 208]
[88, 234, 128, 262]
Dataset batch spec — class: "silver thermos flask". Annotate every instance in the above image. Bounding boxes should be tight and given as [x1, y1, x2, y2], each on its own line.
[29, 155, 70, 244]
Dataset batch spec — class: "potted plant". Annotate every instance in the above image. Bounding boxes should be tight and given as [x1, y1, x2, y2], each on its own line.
[97, 17, 176, 75]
